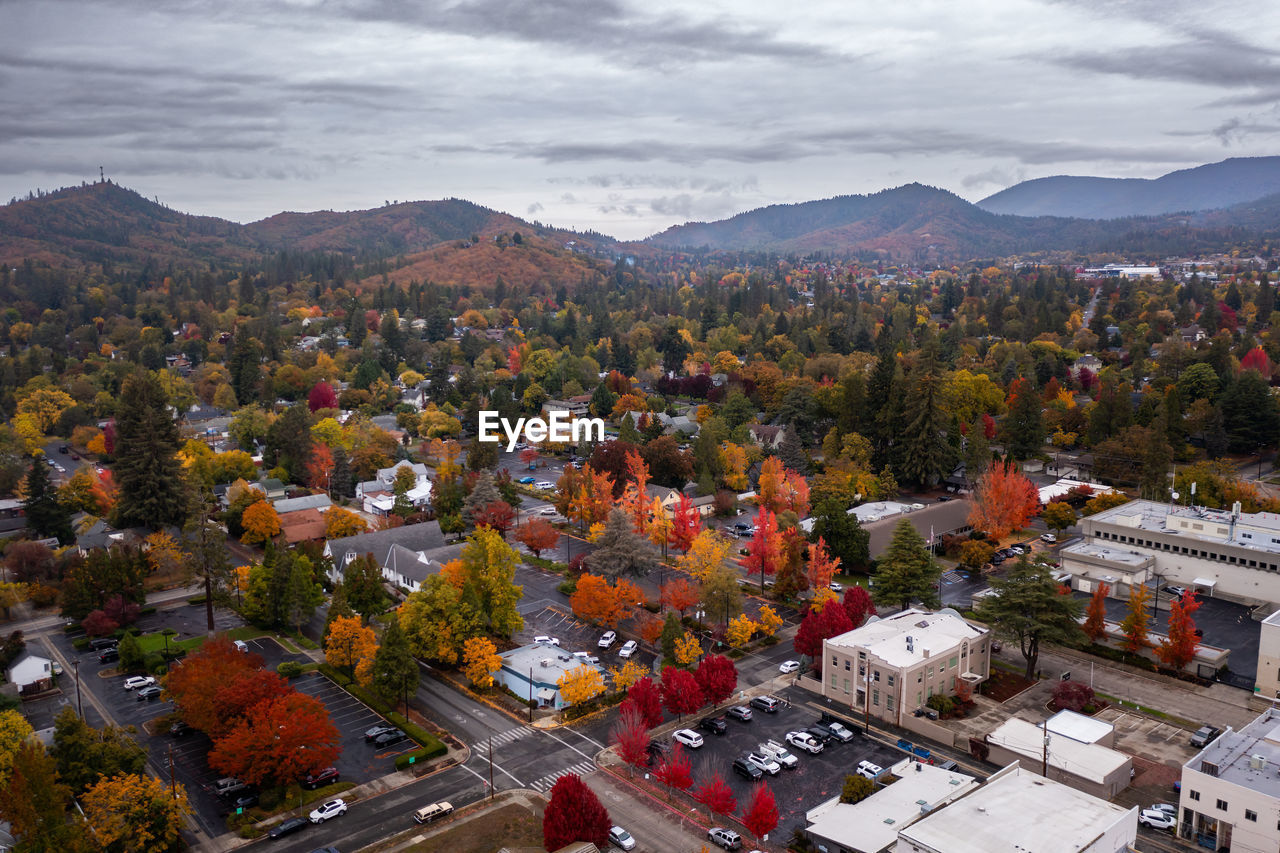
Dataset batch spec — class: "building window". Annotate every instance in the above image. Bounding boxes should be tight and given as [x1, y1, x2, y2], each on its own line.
[844, 660, 851, 670]
[1246, 810, 1257, 822]
[873, 670, 881, 682]
[1216, 799, 1228, 811]
[886, 696, 894, 711]
[843, 678, 849, 693]
[1189, 790, 1200, 801]
[887, 674, 895, 687]
[832, 656, 838, 667]
[831, 673, 837, 688]
[949, 655, 958, 669]
[872, 690, 879, 706]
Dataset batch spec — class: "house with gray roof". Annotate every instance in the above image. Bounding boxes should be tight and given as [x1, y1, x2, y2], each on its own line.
[273, 493, 333, 514]
[323, 520, 453, 585]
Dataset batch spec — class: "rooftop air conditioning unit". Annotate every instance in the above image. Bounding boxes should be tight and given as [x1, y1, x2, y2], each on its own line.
[540, 659, 551, 668]
[1250, 754, 1268, 771]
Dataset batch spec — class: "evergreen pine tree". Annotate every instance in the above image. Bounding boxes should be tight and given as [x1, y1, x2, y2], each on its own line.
[112, 371, 189, 529]
[871, 519, 940, 611]
[586, 508, 659, 580]
[23, 456, 72, 543]
[462, 470, 501, 527]
[898, 342, 954, 488]
[372, 616, 419, 714]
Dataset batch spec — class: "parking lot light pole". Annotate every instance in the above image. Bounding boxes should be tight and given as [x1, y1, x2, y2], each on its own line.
[73, 659, 82, 718]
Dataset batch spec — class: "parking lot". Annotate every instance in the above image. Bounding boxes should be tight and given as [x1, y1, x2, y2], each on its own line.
[669, 690, 908, 840]
[517, 603, 660, 676]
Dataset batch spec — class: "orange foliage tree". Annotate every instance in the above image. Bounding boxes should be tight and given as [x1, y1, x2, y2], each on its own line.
[165, 637, 265, 737]
[306, 443, 334, 492]
[515, 518, 560, 558]
[968, 461, 1040, 540]
[240, 499, 281, 545]
[742, 507, 782, 591]
[1082, 581, 1110, 643]
[661, 578, 701, 619]
[1157, 591, 1203, 671]
[570, 574, 624, 627]
[207, 691, 341, 788]
[1119, 584, 1152, 652]
[669, 494, 703, 553]
[805, 537, 841, 591]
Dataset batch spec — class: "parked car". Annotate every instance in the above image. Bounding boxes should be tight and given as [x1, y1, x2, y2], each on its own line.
[303, 767, 340, 789]
[856, 760, 883, 779]
[645, 739, 669, 765]
[572, 651, 600, 665]
[698, 716, 728, 736]
[785, 730, 823, 754]
[309, 799, 348, 823]
[618, 640, 638, 658]
[673, 729, 704, 749]
[805, 725, 835, 744]
[1138, 808, 1176, 830]
[1163, 585, 1187, 598]
[364, 725, 397, 742]
[597, 631, 617, 648]
[517, 476, 536, 485]
[1040, 533, 1057, 543]
[267, 816, 309, 839]
[608, 825, 637, 850]
[136, 685, 163, 701]
[749, 695, 780, 713]
[223, 791, 259, 813]
[123, 676, 155, 690]
[816, 720, 855, 742]
[726, 706, 752, 722]
[1149, 803, 1177, 818]
[708, 828, 742, 850]
[745, 751, 781, 776]
[372, 729, 407, 748]
[533, 635, 560, 646]
[1190, 726, 1222, 748]
[212, 777, 245, 796]
[169, 720, 192, 737]
[535, 481, 554, 490]
[90, 637, 119, 651]
[539, 506, 557, 515]
[413, 801, 454, 824]
[779, 660, 801, 674]
[758, 740, 798, 769]
[829, 581, 844, 593]
[731, 757, 764, 780]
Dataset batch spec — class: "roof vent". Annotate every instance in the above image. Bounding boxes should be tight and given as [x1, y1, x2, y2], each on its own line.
[1250, 754, 1268, 771]
[540, 659, 551, 668]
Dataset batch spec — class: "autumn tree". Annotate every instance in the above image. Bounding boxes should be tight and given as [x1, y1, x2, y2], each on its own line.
[668, 494, 703, 553]
[660, 665, 704, 719]
[743, 507, 783, 592]
[719, 442, 749, 491]
[1157, 591, 1202, 671]
[325, 614, 378, 684]
[794, 598, 854, 664]
[609, 705, 650, 775]
[618, 679, 660, 731]
[678, 529, 733, 583]
[841, 773, 874, 804]
[557, 664, 606, 707]
[694, 654, 737, 706]
[324, 505, 368, 539]
[0, 708, 34, 786]
[757, 604, 783, 637]
[83, 772, 191, 853]
[570, 574, 624, 627]
[208, 692, 342, 788]
[693, 768, 737, 816]
[306, 443, 335, 492]
[166, 636, 264, 736]
[654, 742, 693, 795]
[975, 556, 1082, 680]
[462, 636, 502, 689]
[50, 707, 147, 794]
[1041, 501, 1077, 538]
[543, 773, 612, 851]
[660, 578, 700, 619]
[610, 660, 649, 693]
[741, 782, 779, 841]
[674, 631, 702, 668]
[1082, 582, 1110, 643]
[842, 586, 877, 630]
[1, 742, 88, 852]
[240, 499, 282, 545]
[472, 500, 516, 538]
[1120, 583, 1152, 652]
[515, 518, 560, 558]
[806, 536, 841, 591]
[725, 614, 756, 647]
[968, 461, 1040, 540]
[872, 519, 941, 611]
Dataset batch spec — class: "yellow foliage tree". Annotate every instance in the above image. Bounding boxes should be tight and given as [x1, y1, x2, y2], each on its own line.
[144, 531, 183, 577]
[0, 708, 34, 785]
[462, 636, 502, 689]
[811, 587, 839, 611]
[645, 496, 672, 548]
[677, 530, 732, 583]
[674, 631, 701, 667]
[756, 605, 783, 638]
[725, 614, 757, 647]
[557, 665, 605, 706]
[239, 499, 281, 545]
[82, 772, 191, 853]
[718, 442, 749, 491]
[0, 582, 29, 620]
[610, 659, 649, 692]
[12, 414, 45, 455]
[16, 388, 76, 433]
[323, 506, 368, 539]
[325, 615, 379, 685]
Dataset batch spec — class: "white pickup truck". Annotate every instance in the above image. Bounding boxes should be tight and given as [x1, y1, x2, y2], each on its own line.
[758, 739, 799, 769]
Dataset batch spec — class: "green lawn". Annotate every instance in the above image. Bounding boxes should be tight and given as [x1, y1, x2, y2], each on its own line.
[135, 632, 205, 655]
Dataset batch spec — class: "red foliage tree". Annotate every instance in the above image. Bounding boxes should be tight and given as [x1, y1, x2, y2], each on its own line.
[981, 412, 998, 439]
[609, 705, 650, 774]
[1051, 680, 1096, 713]
[519, 447, 540, 470]
[307, 381, 338, 413]
[968, 461, 1040, 540]
[660, 578, 701, 618]
[794, 599, 854, 664]
[1157, 591, 1203, 671]
[81, 609, 118, 638]
[542, 773, 612, 851]
[743, 507, 781, 590]
[307, 443, 334, 491]
[626, 677, 664, 729]
[515, 518, 560, 558]
[692, 769, 737, 816]
[659, 665, 705, 719]
[1082, 581, 1110, 643]
[668, 494, 703, 554]
[213, 669, 292, 727]
[1241, 346, 1273, 377]
[741, 782, 779, 840]
[102, 594, 140, 627]
[207, 692, 341, 788]
[842, 586, 877, 630]
[654, 742, 693, 794]
[166, 637, 265, 736]
[694, 654, 738, 706]
[805, 537, 840, 590]
[472, 500, 515, 537]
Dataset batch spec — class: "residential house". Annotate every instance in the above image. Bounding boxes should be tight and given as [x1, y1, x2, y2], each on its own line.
[1179, 323, 1207, 343]
[323, 520, 452, 585]
[272, 493, 333, 515]
[279, 508, 328, 545]
[6, 651, 56, 695]
[746, 424, 786, 449]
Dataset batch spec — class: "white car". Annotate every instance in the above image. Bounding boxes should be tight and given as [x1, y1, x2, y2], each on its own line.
[618, 640, 638, 658]
[572, 651, 600, 665]
[123, 676, 156, 691]
[1040, 533, 1057, 543]
[829, 581, 844, 593]
[608, 825, 637, 850]
[745, 751, 781, 776]
[598, 631, 617, 649]
[535, 481, 554, 490]
[856, 760, 883, 779]
[539, 507, 557, 516]
[785, 730, 823, 754]
[779, 660, 801, 674]
[673, 729, 704, 749]
[1138, 808, 1176, 830]
[309, 798, 348, 823]
[824, 720, 855, 742]
[758, 740, 798, 769]
[1150, 803, 1177, 818]
[533, 635, 560, 646]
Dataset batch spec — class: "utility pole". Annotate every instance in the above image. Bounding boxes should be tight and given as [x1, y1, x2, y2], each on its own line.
[73, 659, 83, 718]
[528, 667, 534, 723]
[168, 743, 176, 797]
[863, 672, 871, 733]
[488, 734, 494, 800]
[1042, 730, 1050, 778]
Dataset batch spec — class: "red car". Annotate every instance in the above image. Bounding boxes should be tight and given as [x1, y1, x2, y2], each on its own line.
[302, 767, 340, 789]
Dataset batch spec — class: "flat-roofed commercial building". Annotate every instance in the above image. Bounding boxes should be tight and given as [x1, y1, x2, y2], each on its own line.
[1178, 706, 1280, 852]
[821, 608, 990, 724]
[984, 717, 1132, 799]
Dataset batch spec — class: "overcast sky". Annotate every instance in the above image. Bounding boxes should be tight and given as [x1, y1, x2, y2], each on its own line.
[5, 0, 1279, 240]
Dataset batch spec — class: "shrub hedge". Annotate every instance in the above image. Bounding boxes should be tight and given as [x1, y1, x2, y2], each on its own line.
[316, 664, 446, 762]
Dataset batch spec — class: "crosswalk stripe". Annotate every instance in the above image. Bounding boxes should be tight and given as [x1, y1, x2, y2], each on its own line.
[529, 760, 596, 792]
[472, 726, 536, 753]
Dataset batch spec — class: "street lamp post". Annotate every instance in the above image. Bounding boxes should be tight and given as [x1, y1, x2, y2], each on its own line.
[73, 659, 82, 718]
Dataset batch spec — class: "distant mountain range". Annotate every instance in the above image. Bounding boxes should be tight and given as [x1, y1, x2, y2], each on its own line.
[977, 157, 1280, 219]
[5, 158, 1280, 273]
